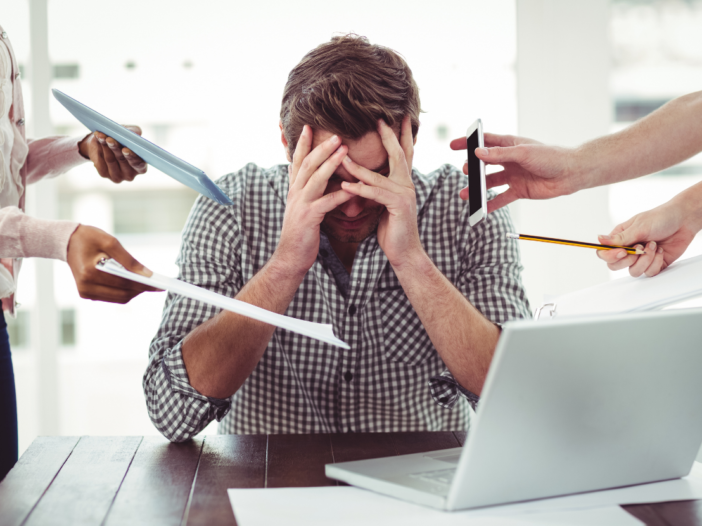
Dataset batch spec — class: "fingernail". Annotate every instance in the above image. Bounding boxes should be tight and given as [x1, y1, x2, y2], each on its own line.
[476, 147, 489, 157]
[617, 251, 626, 259]
[658, 247, 664, 254]
[599, 234, 611, 241]
[343, 156, 352, 164]
[123, 151, 131, 157]
[97, 136, 105, 144]
[650, 241, 656, 250]
[330, 135, 339, 144]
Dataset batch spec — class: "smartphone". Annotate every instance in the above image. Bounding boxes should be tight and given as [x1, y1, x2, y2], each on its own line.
[466, 119, 487, 226]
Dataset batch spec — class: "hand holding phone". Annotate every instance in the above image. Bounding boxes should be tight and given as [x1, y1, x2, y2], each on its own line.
[466, 119, 487, 226]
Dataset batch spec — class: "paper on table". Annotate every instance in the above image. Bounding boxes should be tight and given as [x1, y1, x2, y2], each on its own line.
[97, 259, 349, 349]
[228, 488, 642, 525]
[547, 253, 702, 318]
[228, 462, 702, 525]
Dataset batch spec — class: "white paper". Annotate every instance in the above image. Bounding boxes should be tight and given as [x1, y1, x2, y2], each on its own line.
[97, 259, 349, 349]
[545, 253, 702, 318]
[228, 462, 702, 525]
[228, 488, 642, 525]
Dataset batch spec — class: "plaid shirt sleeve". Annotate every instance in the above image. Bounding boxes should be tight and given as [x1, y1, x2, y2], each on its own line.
[143, 191, 244, 442]
[428, 194, 532, 410]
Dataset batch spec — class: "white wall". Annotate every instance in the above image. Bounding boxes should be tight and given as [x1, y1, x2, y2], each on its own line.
[513, 0, 612, 309]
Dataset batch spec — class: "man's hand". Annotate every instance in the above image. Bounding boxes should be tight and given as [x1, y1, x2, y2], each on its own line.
[596, 200, 697, 278]
[276, 125, 352, 274]
[67, 225, 160, 303]
[340, 116, 423, 268]
[78, 126, 148, 183]
[449, 133, 588, 213]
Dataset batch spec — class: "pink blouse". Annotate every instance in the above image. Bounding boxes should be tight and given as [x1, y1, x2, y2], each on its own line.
[1, 24, 84, 311]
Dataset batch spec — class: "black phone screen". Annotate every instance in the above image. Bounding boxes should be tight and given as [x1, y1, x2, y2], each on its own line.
[467, 129, 482, 216]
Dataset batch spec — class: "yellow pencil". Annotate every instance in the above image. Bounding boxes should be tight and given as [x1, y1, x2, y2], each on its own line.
[506, 233, 645, 255]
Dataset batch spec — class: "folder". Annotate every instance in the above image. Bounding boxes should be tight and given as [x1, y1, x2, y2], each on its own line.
[535, 254, 702, 320]
[52, 89, 233, 206]
[97, 259, 349, 349]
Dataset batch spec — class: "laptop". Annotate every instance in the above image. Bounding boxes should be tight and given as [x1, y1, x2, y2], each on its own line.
[325, 308, 702, 510]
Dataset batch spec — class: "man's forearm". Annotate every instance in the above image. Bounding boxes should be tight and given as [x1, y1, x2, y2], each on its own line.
[181, 254, 306, 399]
[577, 91, 702, 189]
[392, 251, 500, 396]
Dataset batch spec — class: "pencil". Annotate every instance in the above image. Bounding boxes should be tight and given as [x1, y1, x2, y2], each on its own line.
[506, 233, 645, 255]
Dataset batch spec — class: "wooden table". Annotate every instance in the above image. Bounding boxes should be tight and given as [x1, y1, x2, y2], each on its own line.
[0, 432, 701, 525]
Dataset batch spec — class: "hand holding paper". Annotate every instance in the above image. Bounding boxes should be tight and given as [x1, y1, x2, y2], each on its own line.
[96, 258, 349, 349]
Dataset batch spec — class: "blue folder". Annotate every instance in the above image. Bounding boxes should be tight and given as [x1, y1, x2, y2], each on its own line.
[52, 89, 233, 206]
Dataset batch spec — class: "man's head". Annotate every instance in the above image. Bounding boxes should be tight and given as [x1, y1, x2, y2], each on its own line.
[280, 35, 421, 244]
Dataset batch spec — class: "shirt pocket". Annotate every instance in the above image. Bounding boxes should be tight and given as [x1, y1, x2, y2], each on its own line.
[378, 286, 436, 366]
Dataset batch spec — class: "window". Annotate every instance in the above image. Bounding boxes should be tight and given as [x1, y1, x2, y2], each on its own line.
[6, 311, 30, 349]
[60, 309, 76, 346]
[113, 189, 198, 234]
[53, 63, 80, 79]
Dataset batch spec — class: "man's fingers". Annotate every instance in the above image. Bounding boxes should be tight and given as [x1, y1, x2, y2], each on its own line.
[102, 236, 153, 278]
[291, 125, 312, 187]
[341, 180, 395, 207]
[123, 148, 148, 174]
[105, 136, 138, 181]
[293, 132, 341, 190]
[123, 125, 143, 136]
[342, 155, 396, 193]
[450, 137, 467, 151]
[596, 247, 639, 271]
[399, 115, 414, 168]
[485, 170, 509, 189]
[483, 132, 517, 148]
[303, 145, 348, 198]
[486, 190, 518, 214]
[311, 188, 354, 215]
[475, 145, 527, 166]
[644, 246, 666, 277]
[598, 220, 640, 248]
[628, 241, 657, 278]
[377, 120, 409, 183]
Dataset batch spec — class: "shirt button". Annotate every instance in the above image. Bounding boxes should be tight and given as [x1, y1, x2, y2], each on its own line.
[16, 118, 25, 126]
[348, 305, 356, 315]
[343, 371, 353, 382]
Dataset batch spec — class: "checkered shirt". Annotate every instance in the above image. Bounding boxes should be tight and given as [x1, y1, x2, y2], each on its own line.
[143, 163, 531, 442]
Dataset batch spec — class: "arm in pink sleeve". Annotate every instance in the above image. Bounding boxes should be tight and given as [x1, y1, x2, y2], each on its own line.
[25, 135, 88, 185]
[0, 206, 79, 261]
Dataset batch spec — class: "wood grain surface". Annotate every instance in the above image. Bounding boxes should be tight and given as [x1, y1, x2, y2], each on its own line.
[0, 433, 700, 526]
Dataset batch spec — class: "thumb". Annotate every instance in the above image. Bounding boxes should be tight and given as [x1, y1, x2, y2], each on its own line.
[123, 125, 143, 136]
[599, 219, 642, 248]
[475, 145, 526, 166]
[103, 236, 152, 277]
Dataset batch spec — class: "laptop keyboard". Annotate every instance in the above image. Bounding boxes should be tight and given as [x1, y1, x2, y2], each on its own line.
[409, 468, 456, 486]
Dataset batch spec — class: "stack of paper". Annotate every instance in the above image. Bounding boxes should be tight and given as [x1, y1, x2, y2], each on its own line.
[544, 253, 702, 318]
[228, 462, 702, 525]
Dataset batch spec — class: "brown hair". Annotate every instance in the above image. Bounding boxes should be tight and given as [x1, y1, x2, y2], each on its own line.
[280, 34, 421, 156]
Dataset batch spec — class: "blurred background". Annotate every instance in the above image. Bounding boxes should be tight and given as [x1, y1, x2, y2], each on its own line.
[3, 0, 701, 456]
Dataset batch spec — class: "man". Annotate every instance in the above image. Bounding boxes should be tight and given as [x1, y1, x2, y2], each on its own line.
[450, 90, 702, 278]
[144, 35, 530, 442]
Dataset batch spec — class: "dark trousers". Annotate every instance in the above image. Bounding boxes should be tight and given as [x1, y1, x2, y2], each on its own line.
[0, 313, 18, 481]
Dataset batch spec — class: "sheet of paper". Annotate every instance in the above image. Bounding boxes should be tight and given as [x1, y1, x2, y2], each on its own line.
[546, 253, 702, 318]
[229, 462, 702, 525]
[97, 259, 349, 349]
[228, 488, 642, 525]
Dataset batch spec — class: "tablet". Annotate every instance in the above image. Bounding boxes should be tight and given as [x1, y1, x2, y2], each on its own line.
[52, 89, 233, 206]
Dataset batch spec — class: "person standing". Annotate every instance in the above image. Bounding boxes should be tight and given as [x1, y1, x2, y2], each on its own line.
[1, 24, 156, 480]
